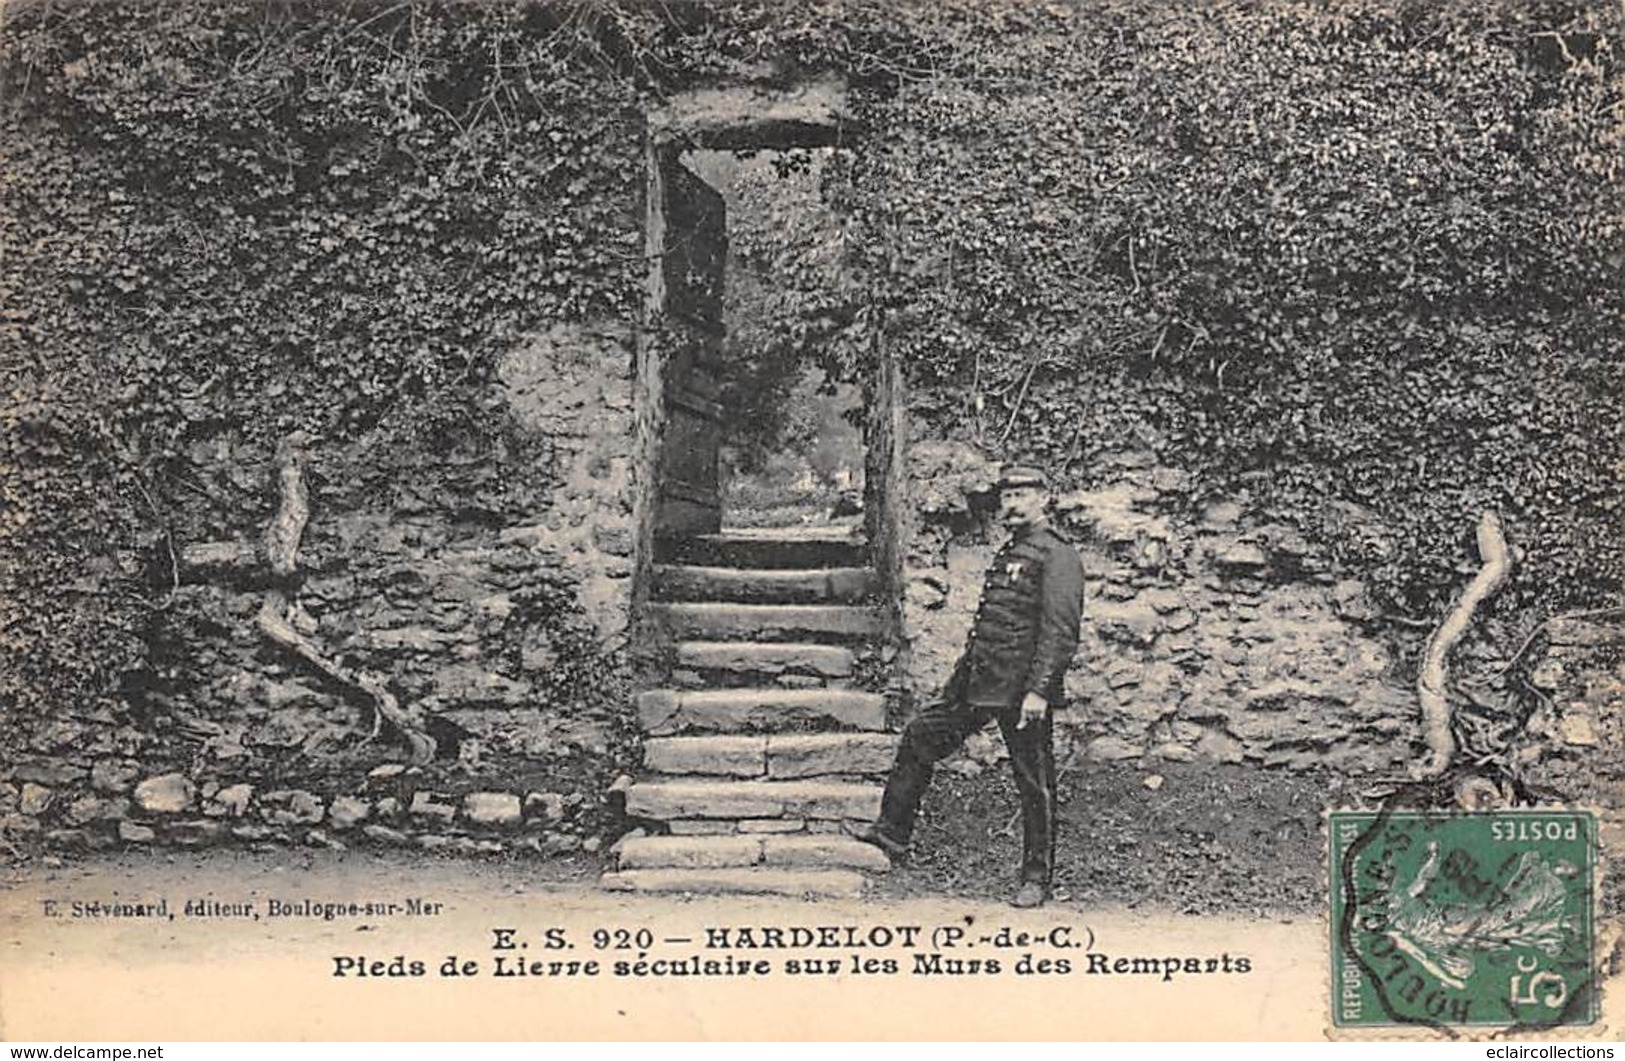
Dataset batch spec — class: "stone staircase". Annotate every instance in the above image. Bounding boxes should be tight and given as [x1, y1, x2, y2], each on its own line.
[603, 526, 897, 898]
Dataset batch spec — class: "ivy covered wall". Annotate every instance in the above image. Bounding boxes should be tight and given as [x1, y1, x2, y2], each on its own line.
[849, 1, 1621, 622]
[2, 0, 1620, 854]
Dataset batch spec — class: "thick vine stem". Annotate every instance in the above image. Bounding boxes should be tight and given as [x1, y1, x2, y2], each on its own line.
[1413, 511, 1511, 780]
[255, 432, 435, 765]
[256, 591, 435, 764]
[262, 431, 311, 580]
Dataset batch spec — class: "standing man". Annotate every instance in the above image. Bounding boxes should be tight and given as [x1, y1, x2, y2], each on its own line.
[849, 465, 1085, 908]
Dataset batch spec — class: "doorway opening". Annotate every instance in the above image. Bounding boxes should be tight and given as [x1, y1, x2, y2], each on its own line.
[637, 83, 876, 541]
[631, 79, 905, 645]
[682, 146, 863, 533]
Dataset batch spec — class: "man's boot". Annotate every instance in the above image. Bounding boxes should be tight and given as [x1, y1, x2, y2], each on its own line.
[1011, 880, 1047, 908]
[843, 821, 908, 863]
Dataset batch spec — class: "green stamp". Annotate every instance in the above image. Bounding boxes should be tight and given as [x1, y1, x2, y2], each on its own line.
[1330, 808, 1597, 1030]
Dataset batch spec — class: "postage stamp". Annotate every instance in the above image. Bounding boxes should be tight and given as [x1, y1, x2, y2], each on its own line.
[1330, 808, 1599, 1031]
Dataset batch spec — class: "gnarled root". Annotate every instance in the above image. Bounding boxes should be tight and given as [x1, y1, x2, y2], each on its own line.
[1413, 511, 1511, 780]
[254, 433, 435, 765]
[257, 591, 435, 764]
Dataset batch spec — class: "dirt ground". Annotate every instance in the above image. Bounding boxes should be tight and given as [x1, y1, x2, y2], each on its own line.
[881, 760, 1347, 913]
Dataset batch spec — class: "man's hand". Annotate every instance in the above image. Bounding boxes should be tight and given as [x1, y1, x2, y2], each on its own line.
[1016, 691, 1048, 730]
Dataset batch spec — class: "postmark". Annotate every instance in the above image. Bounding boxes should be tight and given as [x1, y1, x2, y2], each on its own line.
[1330, 808, 1598, 1031]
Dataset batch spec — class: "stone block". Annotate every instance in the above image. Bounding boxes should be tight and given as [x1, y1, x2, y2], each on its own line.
[12, 761, 87, 785]
[463, 792, 523, 827]
[657, 528, 867, 570]
[637, 688, 887, 736]
[617, 835, 764, 869]
[541, 832, 580, 855]
[1086, 736, 1142, 762]
[761, 835, 892, 872]
[134, 773, 196, 814]
[170, 819, 224, 846]
[653, 565, 877, 604]
[779, 783, 882, 820]
[118, 822, 156, 843]
[1104, 660, 1142, 689]
[19, 783, 54, 816]
[92, 761, 140, 795]
[600, 867, 867, 898]
[1194, 729, 1246, 764]
[676, 641, 855, 679]
[651, 602, 884, 642]
[64, 796, 106, 826]
[644, 736, 767, 777]
[1090, 599, 1162, 646]
[1559, 714, 1599, 747]
[328, 796, 371, 830]
[1229, 714, 1284, 742]
[739, 818, 806, 833]
[0, 813, 38, 836]
[667, 820, 738, 835]
[1170, 720, 1203, 742]
[264, 790, 324, 826]
[1214, 541, 1269, 568]
[410, 792, 457, 822]
[205, 783, 254, 818]
[1153, 742, 1196, 763]
[362, 824, 413, 846]
[526, 792, 568, 823]
[626, 781, 880, 821]
[1137, 588, 1187, 613]
[767, 734, 898, 778]
[627, 783, 782, 820]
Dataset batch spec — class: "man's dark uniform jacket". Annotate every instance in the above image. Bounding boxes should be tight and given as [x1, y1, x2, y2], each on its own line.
[953, 521, 1086, 709]
[874, 518, 1085, 886]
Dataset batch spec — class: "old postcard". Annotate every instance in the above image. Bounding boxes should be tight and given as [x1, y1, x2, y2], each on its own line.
[2, 0, 1620, 1042]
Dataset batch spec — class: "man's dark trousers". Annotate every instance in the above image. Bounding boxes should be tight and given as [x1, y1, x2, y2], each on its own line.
[878, 694, 1057, 884]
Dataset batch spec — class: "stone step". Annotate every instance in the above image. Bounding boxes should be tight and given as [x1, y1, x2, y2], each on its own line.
[676, 641, 857, 681]
[637, 688, 888, 736]
[651, 603, 886, 642]
[672, 670, 847, 692]
[600, 867, 868, 898]
[655, 529, 867, 570]
[767, 733, 898, 778]
[625, 779, 882, 821]
[616, 834, 891, 872]
[642, 733, 899, 778]
[652, 565, 878, 604]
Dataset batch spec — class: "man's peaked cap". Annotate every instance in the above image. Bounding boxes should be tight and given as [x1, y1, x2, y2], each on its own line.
[996, 464, 1049, 491]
